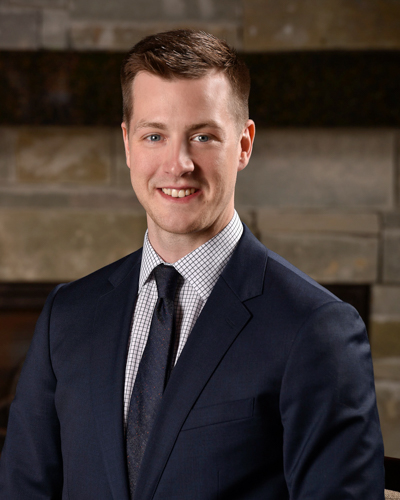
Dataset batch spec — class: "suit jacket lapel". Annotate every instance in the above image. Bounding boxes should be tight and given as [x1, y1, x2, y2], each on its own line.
[135, 226, 269, 500]
[90, 251, 142, 500]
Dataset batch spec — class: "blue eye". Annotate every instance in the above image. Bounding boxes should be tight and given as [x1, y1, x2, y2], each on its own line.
[194, 135, 209, 142]
[147, 134, 161, 142]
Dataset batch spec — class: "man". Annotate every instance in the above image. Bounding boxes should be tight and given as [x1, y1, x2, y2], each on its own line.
[0, 30, 384, 499]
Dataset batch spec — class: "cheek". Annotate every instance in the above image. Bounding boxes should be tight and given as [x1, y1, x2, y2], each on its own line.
[128, 163, 150, 198]
[129, 155, 153, 182]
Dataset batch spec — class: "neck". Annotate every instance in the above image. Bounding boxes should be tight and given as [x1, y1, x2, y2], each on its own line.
[147, 211, 234, 263]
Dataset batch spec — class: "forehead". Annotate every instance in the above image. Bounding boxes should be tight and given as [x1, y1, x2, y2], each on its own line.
[130, 71, 236, 124]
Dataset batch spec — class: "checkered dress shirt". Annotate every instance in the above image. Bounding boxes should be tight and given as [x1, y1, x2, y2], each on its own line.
[123, 210, 243, 423]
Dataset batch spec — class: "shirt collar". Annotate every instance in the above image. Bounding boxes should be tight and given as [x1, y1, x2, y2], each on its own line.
[139, 211, 243, 300]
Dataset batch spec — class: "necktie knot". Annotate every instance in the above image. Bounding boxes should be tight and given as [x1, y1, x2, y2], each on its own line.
[153, 264, 180, 301]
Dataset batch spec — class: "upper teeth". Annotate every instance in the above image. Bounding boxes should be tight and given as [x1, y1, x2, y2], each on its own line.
[162, 188, 196, 198]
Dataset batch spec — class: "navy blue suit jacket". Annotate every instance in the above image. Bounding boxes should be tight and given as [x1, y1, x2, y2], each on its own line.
[0, 225, 384, 499]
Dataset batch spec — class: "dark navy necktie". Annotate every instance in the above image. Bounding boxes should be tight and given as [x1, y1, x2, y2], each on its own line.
[126, 264, 180, 499]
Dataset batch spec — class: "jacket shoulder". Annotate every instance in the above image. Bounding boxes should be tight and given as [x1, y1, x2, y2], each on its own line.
[266, 248, 340, 305]
[52, 247, 143, 309]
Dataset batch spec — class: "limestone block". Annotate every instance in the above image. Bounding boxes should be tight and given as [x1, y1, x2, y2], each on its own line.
[384, 212, 400, 229]
[113, 129, 132, 190]
[259, 232, 378, 283]
[0, 9, 40, 49]
[375, 378, 400, 458]
[16, 127, 112, 184]
[257, 211, 380, 236]
[383, 230, 400, 283]
[374, 356, 400, 458]
[374, 358, 400, 382]
[70, 20, 241, 51]
[0, 188, 70, 208]
[71, 0, 241, 22]
[0, 128, 16, 181]
[7, 0, 67, 6]
[372, 286, 400, 322]
[370, 286, 400, 358]
[71, 0, 165, 22]
[237, 130, 394, 209]
[186, 0, 242, 21]
[244, 0, 400, 51]
[0, 209, 147, 281]
[370, 322, 400, 359]
[41, 8, 69, 49]
[68, 189, 142, 210]
[0, 186, 143, 210]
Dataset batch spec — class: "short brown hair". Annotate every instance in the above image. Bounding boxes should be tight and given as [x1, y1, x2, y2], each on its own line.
[120, 29, 251, 127]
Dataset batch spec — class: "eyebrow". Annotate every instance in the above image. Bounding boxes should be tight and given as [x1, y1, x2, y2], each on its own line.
[187, 121, 223, 133]
[134, 121, 166, 132]
[133, 120, 223, 133]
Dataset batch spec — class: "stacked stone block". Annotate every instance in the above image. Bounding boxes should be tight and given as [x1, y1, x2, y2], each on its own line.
[1, 0, 400, 52]
[0, 126, 146, 281]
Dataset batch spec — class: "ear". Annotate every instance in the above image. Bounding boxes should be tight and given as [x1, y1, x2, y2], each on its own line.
[238, 119, 256, 172]
[121, 122, 131, 169]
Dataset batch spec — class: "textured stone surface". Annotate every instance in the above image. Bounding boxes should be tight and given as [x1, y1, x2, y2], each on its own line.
[67, 189, 142, 209]
[70, 0, 241, 22]
[370, 285, 400, 358]
[0, 209, 147, 281]
[374, 357, 400, 458]
[6, 0, 67, 6]
[257, 211, 380, 235]
[370, 323, 400, 358]
[16, 127, 112, 184]
[244, 0, 400, 51]
[384, 212, 400, 228]
[113, 128, 132, 189]
[259, 232, 378, 283]
[0, 9, 40, 49]
[370, 286, 400, 358]
[0, 187, 143, 209]
[383, 230, 400, 284]
[375, 378, 400, 458]
[41, 8, 69, 49]
[0, 128, 16, 181]
[372, 286, 400, 322]
[0, 189, 70, 208]
[237, 130, 394, 209]
[374, 358, 400, 382]
[70, 20, 241, 50]
[370, 359, 400, 459]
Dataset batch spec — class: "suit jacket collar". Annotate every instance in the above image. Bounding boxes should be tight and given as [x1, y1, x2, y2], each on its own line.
[91, 225, 268, 500]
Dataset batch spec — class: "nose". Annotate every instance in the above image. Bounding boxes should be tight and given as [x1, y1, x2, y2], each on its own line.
[164, 139, 194, 177]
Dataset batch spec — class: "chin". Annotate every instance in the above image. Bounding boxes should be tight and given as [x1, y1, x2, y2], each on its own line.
[163, 222, 202, 236]
[157, 215, 209, 236]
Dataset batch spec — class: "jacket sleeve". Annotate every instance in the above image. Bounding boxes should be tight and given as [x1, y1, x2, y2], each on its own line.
[0, 285, 65, 500]
[280, 300, 385, 499]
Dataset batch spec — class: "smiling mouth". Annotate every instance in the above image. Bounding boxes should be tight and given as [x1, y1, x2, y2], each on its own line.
[161, 188, 197, 198]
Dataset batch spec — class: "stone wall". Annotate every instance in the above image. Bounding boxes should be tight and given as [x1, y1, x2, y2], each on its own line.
[0, 0, 400, 458]
[1, 0, 400, 51]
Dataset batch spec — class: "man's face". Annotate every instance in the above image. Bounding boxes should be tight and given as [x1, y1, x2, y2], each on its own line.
[122, 70, 254, 247]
